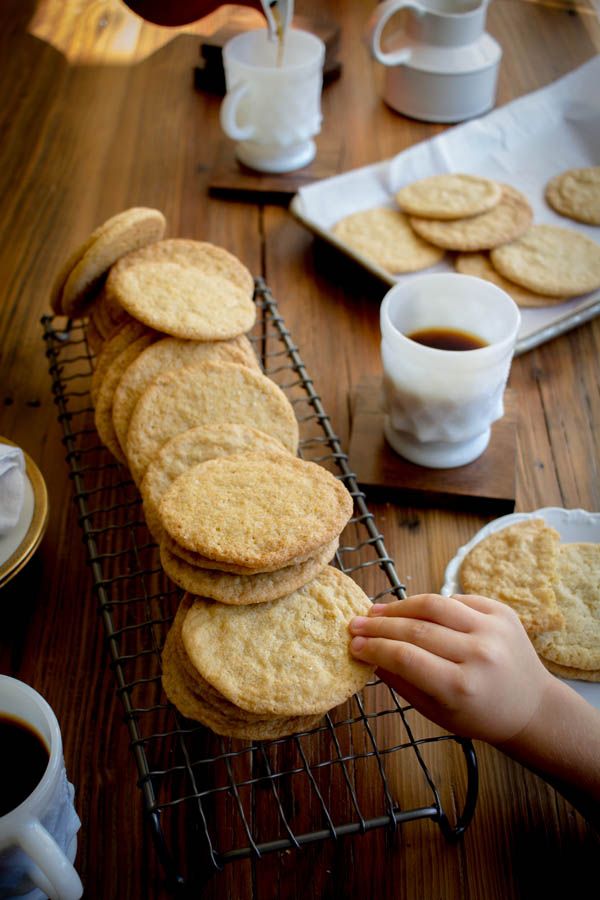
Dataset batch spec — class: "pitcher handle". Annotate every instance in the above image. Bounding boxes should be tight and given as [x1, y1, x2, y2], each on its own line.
[220, 82, 257, 141]
[16, 818, 83, 900]
[366, 0, 421, 66]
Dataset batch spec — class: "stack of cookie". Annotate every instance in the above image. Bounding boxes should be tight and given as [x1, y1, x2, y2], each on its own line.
[394, 173, 585, 307]
[50, 210, 294, 473]
[50, 207, 374, 739]
[460, 518, 600, 682]
[396, 174, 533, 254]
[162, 568, 374, 740]
[157, 451, 352, 604]
[158, 451, 374, 739]
[332, 169, 600, 307]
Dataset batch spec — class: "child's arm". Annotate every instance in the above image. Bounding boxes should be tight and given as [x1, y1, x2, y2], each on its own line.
[349, 594, 600, 827]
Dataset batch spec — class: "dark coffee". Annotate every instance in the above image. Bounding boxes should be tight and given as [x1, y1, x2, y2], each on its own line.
[0, 713, 50, 816]
[407, 327, 488, 351]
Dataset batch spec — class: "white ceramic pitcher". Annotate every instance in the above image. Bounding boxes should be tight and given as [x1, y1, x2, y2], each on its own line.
[366, 0, 502, 123]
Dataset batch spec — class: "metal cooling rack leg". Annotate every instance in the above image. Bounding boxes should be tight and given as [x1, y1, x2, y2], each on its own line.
[434, 738, 479, 841]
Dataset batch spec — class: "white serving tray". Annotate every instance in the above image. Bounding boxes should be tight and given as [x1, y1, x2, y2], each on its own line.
[291, 57, 600, 356]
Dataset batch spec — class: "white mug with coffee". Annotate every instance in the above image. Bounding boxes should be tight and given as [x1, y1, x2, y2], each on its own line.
[220, 28, 325, 173]
[380, 273, 520, 468]
[0, 676, 83, 900]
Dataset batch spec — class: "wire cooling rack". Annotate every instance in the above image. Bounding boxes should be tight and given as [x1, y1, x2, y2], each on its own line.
[42, 278, 478, 891]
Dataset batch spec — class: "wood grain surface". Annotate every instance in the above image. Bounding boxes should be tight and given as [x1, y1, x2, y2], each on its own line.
[0, 1, 599, 898]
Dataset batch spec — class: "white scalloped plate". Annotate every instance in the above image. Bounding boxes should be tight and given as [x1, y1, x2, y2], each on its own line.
[442, 508, 600, 709]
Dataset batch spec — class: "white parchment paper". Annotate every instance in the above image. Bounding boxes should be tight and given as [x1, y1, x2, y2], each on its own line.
[293, 57, 600, 352]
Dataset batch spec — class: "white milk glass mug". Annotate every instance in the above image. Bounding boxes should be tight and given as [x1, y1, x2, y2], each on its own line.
[380, 273, 520, 468]
[220, 28, 325, 173]
[0, 676, 83, 900]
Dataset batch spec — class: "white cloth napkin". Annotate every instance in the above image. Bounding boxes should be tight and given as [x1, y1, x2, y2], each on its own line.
[0, 443, 25, 535]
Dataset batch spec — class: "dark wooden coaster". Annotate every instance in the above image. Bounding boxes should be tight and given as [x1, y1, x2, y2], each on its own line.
[348, 377, 517, 513]
[207, 137, 345, 202]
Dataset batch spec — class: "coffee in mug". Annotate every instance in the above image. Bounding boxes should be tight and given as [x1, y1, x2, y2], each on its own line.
[0, 714, 50, 818]
[0, 676, 83, 900]
[380, 273, 520, 468]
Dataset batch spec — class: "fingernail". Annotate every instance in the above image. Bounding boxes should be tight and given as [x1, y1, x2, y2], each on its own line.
[369, 604, 386, 616]
[351, 635, 368, 652]
[350, 616, 369, 632]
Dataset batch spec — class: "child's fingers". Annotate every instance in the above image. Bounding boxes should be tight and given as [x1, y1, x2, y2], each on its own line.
[375, 668, 438, 711]
[451, 593, 501, 614]
[350, 634, 460, 698]
[368, 594, 480, 633]
[453, 593, 523, 629]
[349, 613, 469, 663]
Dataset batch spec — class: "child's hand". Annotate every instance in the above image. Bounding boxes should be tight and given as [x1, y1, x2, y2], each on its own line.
[349, 593, 555, 745]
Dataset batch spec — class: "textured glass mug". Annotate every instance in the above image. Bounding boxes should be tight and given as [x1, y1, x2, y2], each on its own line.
[0, 676, 82, 900]
[220, 28, 325, 174]
[380, 273, 520, 468]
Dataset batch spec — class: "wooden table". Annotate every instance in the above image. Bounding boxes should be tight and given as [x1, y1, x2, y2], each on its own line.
[1, 1, 599, 897]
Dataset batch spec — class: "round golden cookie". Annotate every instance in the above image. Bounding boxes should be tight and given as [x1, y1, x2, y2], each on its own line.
[460, 519, 564, 636]
[86, 315, 105, 355]
[106, 238, 255, 340]
[532, 543, 600, 673]
[331, 207, 444, 273]
[50, 234, 97, 315]
[87, 290, 115, 340]
[181, 566, 374, 717]
[102, 288, 129, 328]
[160, 453, 353, 570]
[539, 658, 600, 683]
[163, 629, 324, 739]
[395, 174, 502, 220]
[162, 600, 323, 739]
[61, 208, 167, 318]
[454, 253, 569, 307]
[410, 185, 532, 251]
[141, 423, 288, 542]
[162, 532, 325, 575]
[112, 336, 259, 455]
[160, 537, 338, 605]
[107, 261, 256, 341]
[126, 361, 299, 483]
[90, 319, 149, 406]
[94, 332, 157, 463]
[490, 224, 600, 297]
[545, 167, 600, 226]
[107, 238, 255, 296]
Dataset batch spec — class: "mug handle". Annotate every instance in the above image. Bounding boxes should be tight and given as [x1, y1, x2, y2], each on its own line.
[220, 82, 257, 141]
[365, 0, 422, 66]
[16, 818, 83, 900]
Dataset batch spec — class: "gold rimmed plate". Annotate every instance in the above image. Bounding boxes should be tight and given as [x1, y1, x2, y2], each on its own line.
[0, 438, 49, 589]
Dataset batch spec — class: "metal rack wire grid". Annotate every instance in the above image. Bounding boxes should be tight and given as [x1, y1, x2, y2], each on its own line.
[42, 278, 478, 891]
